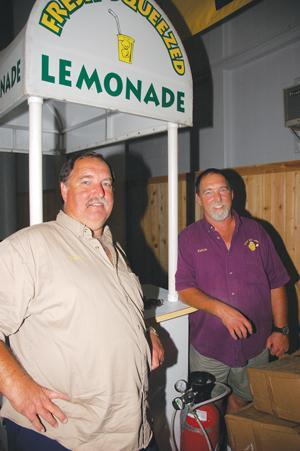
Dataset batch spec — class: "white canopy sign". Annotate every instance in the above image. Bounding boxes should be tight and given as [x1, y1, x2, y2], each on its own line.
[0, 0, 192, 126]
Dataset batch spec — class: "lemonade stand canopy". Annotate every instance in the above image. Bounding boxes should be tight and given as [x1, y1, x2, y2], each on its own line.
[0, 0, 193, 154]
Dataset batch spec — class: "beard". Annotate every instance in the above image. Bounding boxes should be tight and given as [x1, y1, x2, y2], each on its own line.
[208, 203, 231, 221]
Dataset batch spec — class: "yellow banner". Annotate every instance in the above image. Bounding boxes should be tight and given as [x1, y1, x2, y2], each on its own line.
[172, 0, 253, 36]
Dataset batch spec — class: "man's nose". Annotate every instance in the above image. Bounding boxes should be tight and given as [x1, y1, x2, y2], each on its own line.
[94, 183, 105, 197]
[213, 190, 222, 201]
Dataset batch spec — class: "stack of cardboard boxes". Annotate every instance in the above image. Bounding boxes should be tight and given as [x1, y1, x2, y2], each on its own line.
[225, 350, 300, 451]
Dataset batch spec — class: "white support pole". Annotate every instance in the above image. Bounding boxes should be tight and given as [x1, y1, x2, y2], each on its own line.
[28, 96, 43, 225]
[167, 122, 178, 302]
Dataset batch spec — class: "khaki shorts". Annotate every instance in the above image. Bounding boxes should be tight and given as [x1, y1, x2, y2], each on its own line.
[190, 345, 269, 401]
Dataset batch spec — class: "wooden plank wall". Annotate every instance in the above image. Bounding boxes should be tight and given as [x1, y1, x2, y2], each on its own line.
[231, 162, 300, 327]
[128, 161, 300, 325]
[232, 162, 300, 276]
[126, 175, 187, 288]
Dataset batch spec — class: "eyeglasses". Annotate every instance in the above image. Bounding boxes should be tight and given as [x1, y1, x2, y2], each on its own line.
[201, 186, 231, 199]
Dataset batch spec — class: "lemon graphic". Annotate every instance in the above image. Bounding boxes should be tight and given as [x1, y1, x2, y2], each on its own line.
[248, 241, 256, 251]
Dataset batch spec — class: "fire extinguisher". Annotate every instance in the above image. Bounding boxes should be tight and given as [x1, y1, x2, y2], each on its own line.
[172, 372, 231, 451]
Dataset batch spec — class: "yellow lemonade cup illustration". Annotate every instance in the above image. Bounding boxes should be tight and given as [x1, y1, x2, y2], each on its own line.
[117, 34, 135, 64]
[109, 9, 135, 64]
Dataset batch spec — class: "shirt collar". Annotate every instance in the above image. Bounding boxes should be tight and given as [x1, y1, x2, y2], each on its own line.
[202, 209, 241, 233]
[233, 210, 241, 231]
[56, 210, 112, 242]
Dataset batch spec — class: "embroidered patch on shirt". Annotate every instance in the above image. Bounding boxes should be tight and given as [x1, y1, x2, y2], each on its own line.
[244, 239, 259, 252]
[197, 248, 208, 253]
[69, 255, 82, 261]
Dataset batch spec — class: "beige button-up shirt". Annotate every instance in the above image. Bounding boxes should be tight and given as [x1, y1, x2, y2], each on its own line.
[0, 211, 152, 450]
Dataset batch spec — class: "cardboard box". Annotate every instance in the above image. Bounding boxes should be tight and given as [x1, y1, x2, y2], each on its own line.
[247, 353, 300, 423]
[226, 404, 300, 451]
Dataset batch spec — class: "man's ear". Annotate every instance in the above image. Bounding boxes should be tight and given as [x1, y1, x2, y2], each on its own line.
[60, 182, 68, 203]
[196, 193, 202, 206]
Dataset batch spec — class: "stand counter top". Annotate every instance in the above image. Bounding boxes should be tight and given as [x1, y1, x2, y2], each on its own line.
[142, 284, 196, 323]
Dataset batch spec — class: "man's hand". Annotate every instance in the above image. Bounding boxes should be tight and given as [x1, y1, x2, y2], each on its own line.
[266, 332, 289, 358]
[8, 372, 69, 432]
[219, 303, 253, 340]
[178, 288, 253, 340]
[0, 341, 69, 433]
[268, 287, 289, 358]
[148, 329, 164, 371]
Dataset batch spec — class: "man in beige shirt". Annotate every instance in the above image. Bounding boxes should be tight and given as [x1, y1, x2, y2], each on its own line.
[0, 152, 164, 451]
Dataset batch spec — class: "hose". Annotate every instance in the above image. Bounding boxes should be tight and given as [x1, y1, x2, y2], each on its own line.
[192, 408, 213, 451]
[108, 9, 121, 35]
[171, 382, 231, 451]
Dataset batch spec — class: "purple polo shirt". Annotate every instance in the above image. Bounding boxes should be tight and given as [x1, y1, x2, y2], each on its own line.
[175, 212, 290, 367]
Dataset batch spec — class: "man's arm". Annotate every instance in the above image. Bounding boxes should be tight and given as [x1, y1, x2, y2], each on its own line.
[0, 341, 69, 432]
[178, 288, 253, 340]
[147, 327, 164, 370]
[266, 286, 289, 357]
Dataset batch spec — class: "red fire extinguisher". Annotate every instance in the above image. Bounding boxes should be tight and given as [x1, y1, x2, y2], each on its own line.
[172, 372, 231, 451]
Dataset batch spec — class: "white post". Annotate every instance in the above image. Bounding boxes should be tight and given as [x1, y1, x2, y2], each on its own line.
[28, 96, 43, 225]
[167, 122, 178, 302]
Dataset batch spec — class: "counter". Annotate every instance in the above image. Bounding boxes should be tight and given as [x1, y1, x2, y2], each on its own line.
[143, 285, 196, 451]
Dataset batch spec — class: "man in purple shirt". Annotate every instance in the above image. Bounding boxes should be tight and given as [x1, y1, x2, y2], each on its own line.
[176, 168, 290, 413]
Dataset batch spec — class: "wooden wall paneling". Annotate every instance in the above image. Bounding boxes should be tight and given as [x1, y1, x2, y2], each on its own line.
[294, 171, 300, 273]
[238, 166, 300, 277]
[142, 175, 188, 276]
[294, 171, 300, 272]
[235, 163, 300, 329]
[291, 171, 300, 324]
[285, 171, 297, 267]
[126, 179, 150, 284]
[148, 182, 160, 260]
[143, 182, 157, 280]
[270, 172, 286, 238]
[239, 169, 298, 274]
[287, 170, 300, 331]
[178, 176, 187, 232]
[139, 178, 169, 286]
[127, 175, 188, 287]
[261, 172, 272, 224]
[243, 173, 263, 218]
[158, 179, 168, 274]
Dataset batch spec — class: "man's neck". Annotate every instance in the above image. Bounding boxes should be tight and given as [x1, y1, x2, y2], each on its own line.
[206, 212, 234, 231]
[206, 213, 235, 249]
[93, 228, 104, 239]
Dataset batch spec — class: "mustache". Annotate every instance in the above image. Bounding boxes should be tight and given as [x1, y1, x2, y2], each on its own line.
[86, 197, 108, 207]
